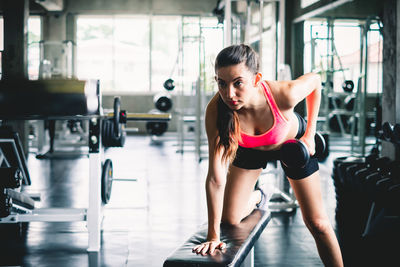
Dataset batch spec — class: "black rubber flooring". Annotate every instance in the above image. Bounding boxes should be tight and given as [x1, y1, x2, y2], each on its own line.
[0, 135, 394, 266]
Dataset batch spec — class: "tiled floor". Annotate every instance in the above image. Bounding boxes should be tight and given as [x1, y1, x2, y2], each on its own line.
[0, 134, 385, 266]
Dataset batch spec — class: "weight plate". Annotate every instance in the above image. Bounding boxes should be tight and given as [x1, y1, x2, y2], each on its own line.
[344, 95, 356, 111]
[280, 140, 309, 168]
[108, 119, 114, 147]
[342, 80, 354, 93]
[113, 97, 121, 138]
[382, 122, 393, 141]
[101, 159, 113, 204]
[314, 132, 326, 159]
[163, 78, 175, 91]
[154, 96, 173, 112]
[101, 120, 108, 147]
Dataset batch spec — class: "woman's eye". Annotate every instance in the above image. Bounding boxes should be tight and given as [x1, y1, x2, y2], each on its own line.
[234, 81, 243, 87]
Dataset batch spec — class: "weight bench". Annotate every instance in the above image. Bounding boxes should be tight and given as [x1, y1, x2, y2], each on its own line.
[164, 209, 271, 267]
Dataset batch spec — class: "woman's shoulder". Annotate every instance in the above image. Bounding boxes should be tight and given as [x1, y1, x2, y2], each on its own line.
[204, 93, 220, 138]
[206, 92, 219, 113]
[263, 80, 293, 110]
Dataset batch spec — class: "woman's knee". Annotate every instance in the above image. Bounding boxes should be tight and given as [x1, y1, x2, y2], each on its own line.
[304, 217, 331, 236]
[221, 213, 242, 226]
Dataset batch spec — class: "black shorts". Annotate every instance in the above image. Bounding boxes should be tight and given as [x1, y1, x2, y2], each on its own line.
[232, 113, 319, 180]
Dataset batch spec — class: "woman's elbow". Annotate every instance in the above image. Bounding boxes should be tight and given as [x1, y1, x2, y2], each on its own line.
[206, 174, 226, 188]
[310, 73, 322, 91]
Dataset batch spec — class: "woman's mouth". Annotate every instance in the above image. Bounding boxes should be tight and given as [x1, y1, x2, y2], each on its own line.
[229, 100, 239, 106]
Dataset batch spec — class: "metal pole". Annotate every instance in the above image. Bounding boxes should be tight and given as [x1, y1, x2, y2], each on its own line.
[278, 0, 285, 67]
[245, 0, 252, 44]
[178, 17, 185, 153]
[259, 0, 264, 72]
[149, 15, 153, 92]
[224, 0, 232, 46]
[360, 21, 370, 156]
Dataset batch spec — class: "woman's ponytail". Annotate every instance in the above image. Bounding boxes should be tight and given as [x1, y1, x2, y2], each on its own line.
[215, 96, 241, 163]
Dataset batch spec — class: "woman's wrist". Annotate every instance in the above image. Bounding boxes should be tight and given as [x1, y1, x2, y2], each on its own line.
[207, 231, 220, 241]
[303, 128, 316, 138]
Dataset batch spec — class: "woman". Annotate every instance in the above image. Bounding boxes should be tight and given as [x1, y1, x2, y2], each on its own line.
[192, 44, 343, 266]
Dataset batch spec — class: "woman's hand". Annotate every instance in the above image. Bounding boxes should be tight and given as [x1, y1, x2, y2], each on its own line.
[192, 240, 226, 255]
[300, 133, 316, 156]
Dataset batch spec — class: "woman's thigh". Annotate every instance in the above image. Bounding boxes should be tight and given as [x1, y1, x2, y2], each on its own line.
[221, 165, 262, 223]
[287, 171, 328, 220]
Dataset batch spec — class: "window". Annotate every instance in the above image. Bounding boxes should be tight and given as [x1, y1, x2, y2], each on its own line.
[77, 15, 223, 94]
[28, 16, 41, 80]
[151, 16, 180, 92]
[201, 17, 224, 93]
[77, 16, 150, 94]
[304, 19, 382, 94]
[0, 16, 41, 79]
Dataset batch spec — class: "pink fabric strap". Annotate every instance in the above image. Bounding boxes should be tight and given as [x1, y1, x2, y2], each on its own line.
[238, 81, 289, 148]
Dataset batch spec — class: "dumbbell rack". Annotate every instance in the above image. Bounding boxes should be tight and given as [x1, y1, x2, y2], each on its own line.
[331, 124, 400, 249]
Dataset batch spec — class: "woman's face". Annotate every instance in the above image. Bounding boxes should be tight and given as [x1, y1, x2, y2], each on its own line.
[215, 62, 258, 111]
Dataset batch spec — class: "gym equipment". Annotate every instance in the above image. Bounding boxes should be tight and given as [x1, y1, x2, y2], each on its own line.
[154, 94, 173, 112]
[0, 79, 171, 252]
[0, 167, 22, 188]
[344, 95, 356, 111]
[0, 128, 31, 185]
[146, 121, 168, 136]
[328, 113, 349, 133]
[101, 119, 126, 148]
[328, 96, 342, 109]
[280, 132, 326, 168]
[163, 209, 271, 267]
[113, 96, 121, 138]
[163, 78, 175, 91]
[101, 159, 113, 204]
[332, 151, 400, 244]
[342, 80, 354, 92]
[145, 109, 169, 136]
[0, 79, 98, 117]
[393, 124, 400, 143]
[382, 122, 394, 141]
[0, 192, 12, 218]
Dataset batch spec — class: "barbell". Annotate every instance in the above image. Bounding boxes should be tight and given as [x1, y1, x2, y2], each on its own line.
[103, 96, 171, 148]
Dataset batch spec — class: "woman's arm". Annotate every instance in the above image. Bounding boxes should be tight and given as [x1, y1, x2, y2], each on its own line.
[269, 73, 322, 152]
[193, 94, 227, 255]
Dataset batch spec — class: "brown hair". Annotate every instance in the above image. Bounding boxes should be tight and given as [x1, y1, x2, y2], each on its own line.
[214, 44, 259, 163]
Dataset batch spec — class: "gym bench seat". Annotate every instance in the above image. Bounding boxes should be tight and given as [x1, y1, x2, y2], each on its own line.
[163, 209, 271, 267]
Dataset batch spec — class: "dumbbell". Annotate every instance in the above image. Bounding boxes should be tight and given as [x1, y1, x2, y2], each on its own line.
[280, 132, 326, 169]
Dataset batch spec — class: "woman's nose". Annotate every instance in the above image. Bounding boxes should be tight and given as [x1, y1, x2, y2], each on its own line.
[227, 86, 235, 99]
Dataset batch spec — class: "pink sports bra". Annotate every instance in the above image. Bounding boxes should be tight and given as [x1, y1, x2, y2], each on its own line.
[238, 81, 290, 148]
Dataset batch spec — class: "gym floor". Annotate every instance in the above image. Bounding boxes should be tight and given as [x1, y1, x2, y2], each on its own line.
[0, 135, 378, 266]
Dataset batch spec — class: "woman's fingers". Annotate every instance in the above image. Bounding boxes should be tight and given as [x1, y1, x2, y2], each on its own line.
[218, 242, 226, 249]
[193, 241, 226, 255]
[209, 243, 218, 254]
[200, 243, 210, 255]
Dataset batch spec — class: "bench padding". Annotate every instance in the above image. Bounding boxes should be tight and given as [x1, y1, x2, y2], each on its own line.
[164, 209, 271, 267]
